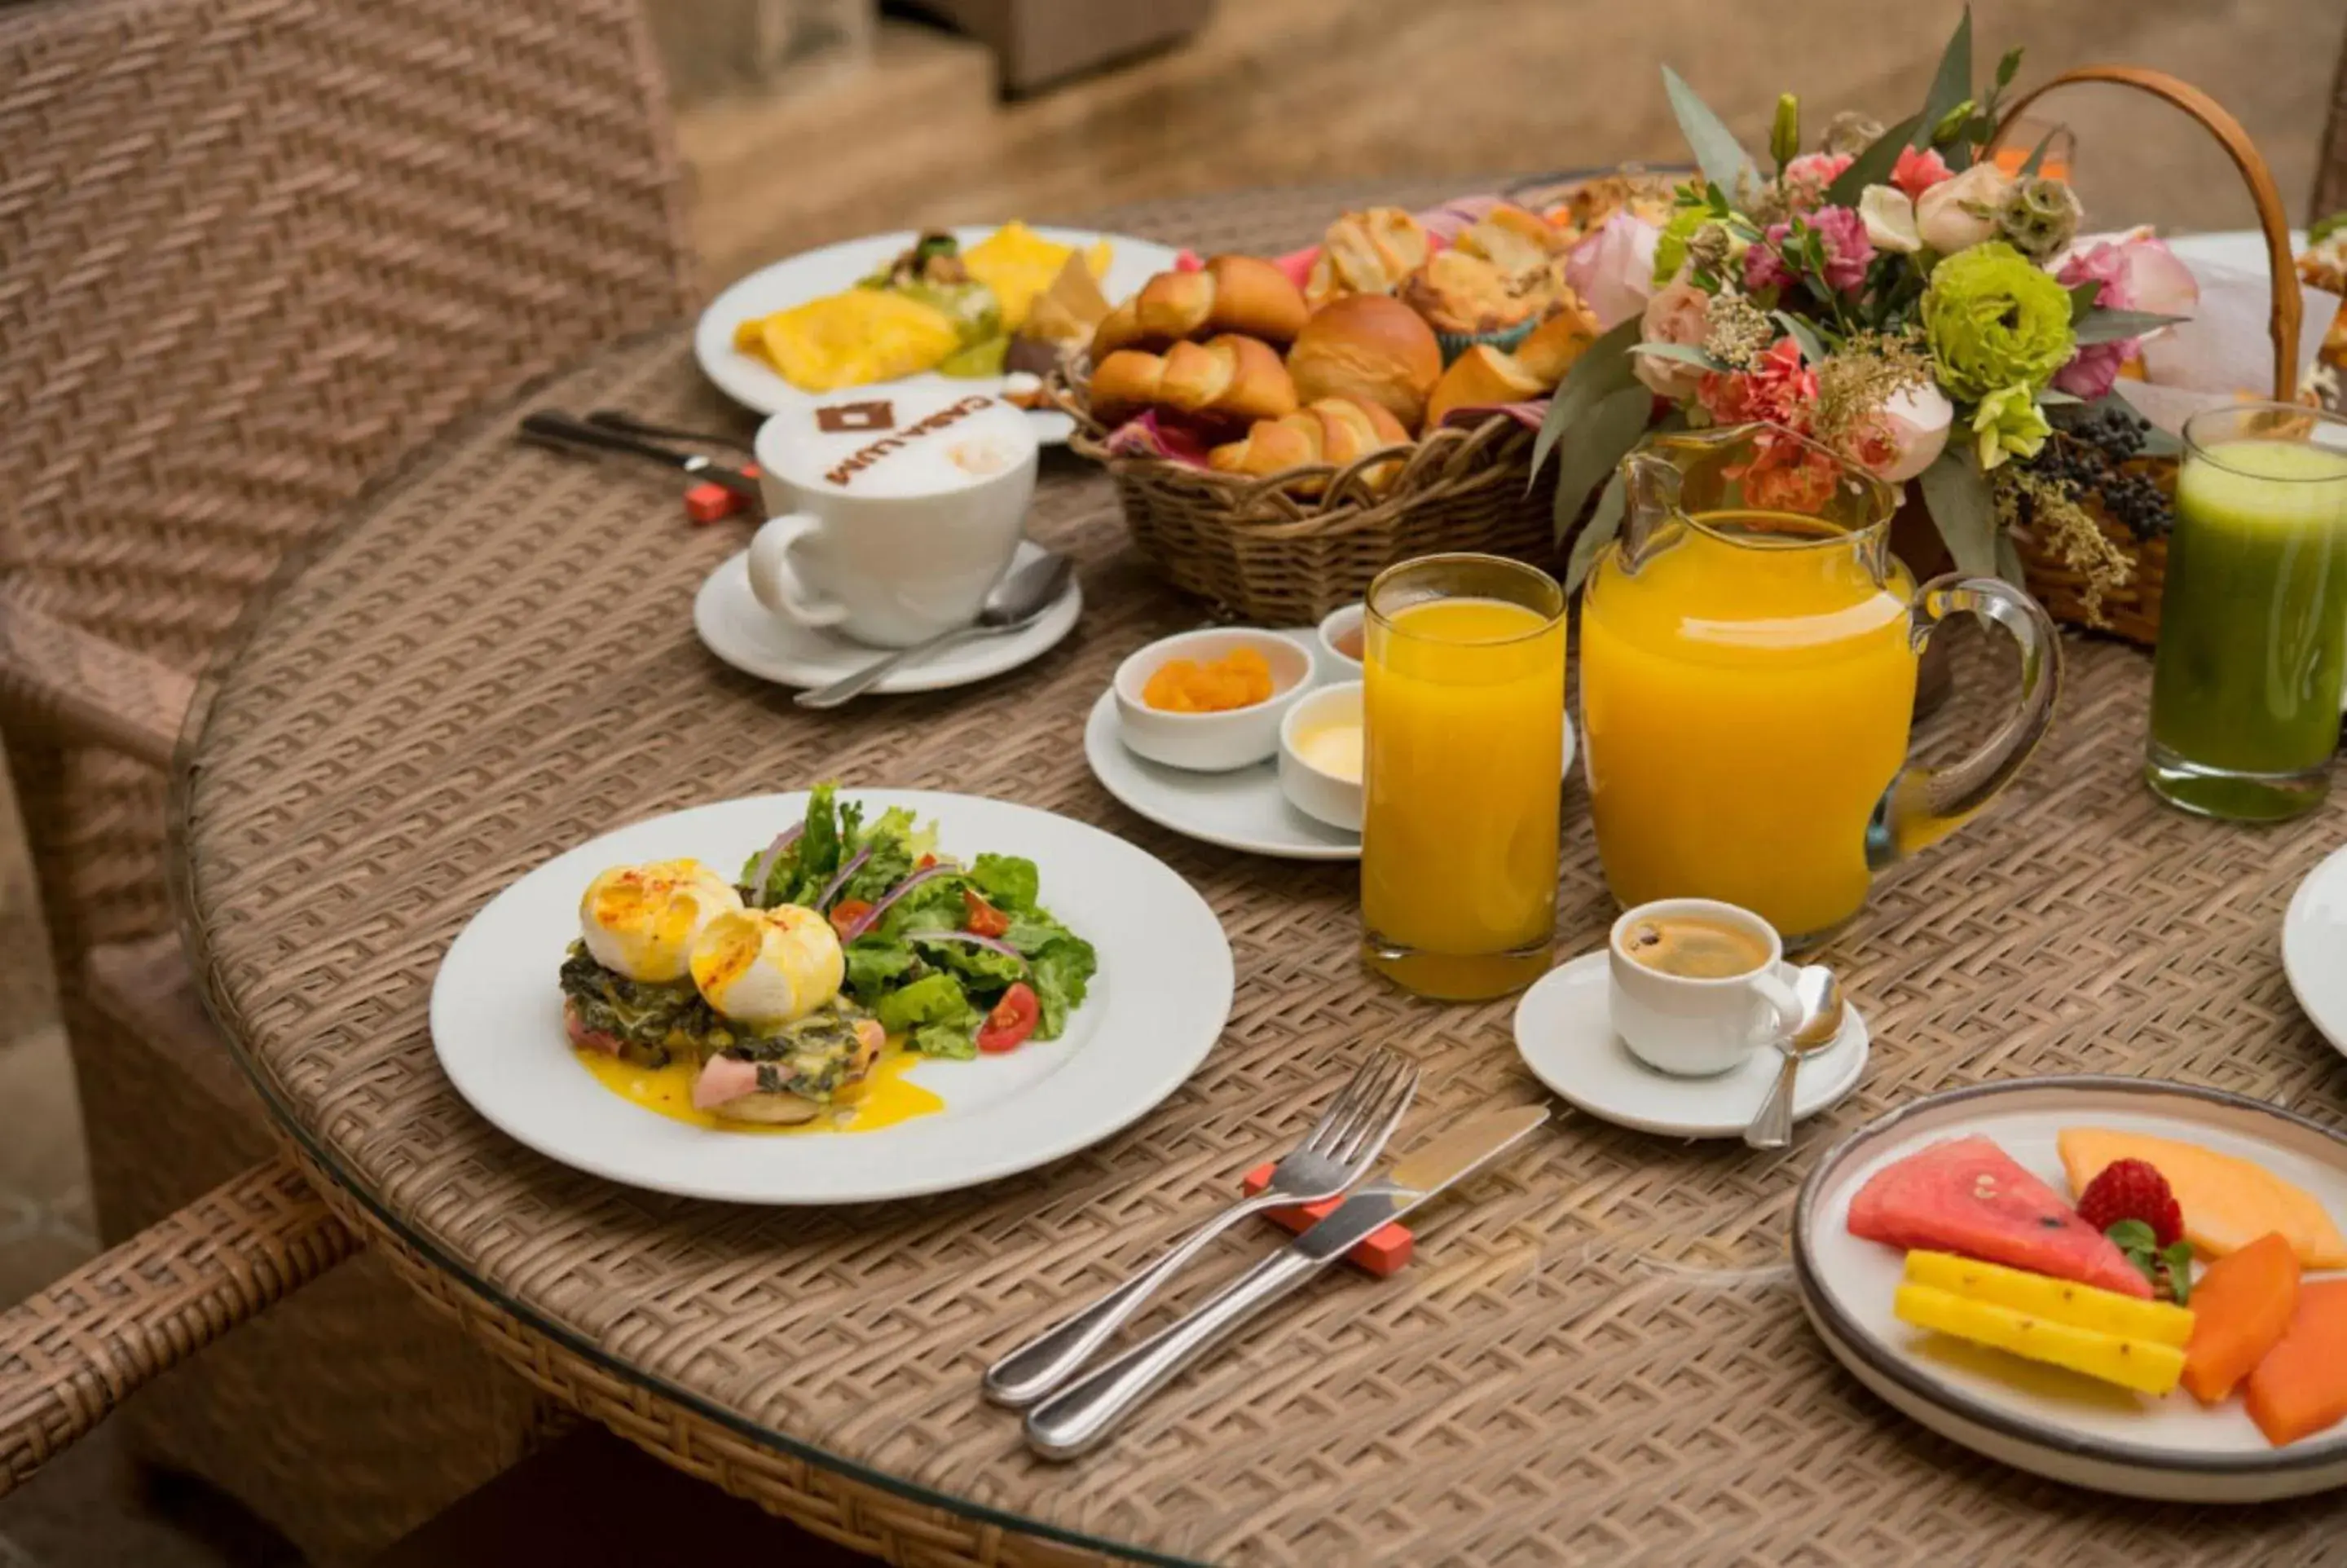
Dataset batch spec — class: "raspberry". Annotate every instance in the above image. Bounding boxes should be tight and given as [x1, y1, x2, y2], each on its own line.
[2076, 1159, 2184, 1248]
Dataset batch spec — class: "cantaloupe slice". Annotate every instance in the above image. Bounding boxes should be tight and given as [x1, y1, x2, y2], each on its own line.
[2244, 1279, 2347, 1445]
[2058, 1129, 2347, 1268]
[2181, 1231, 2301, 1405]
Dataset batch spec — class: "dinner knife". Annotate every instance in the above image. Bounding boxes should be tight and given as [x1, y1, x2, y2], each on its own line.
[517, 411, 764, 500]
[1022, 1103, 1550, 1460]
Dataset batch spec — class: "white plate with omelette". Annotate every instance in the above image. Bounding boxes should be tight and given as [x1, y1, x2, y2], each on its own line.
[697, 225, 1182, 444]
[431, 791, 1232, 1204]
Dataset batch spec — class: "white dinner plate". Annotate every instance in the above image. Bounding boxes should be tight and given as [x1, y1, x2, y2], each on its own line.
[1513, 951, 1868, 1139]
[694, 542, 1081, 694]
[1795, 1076, 2347, 1502]
[695, 226, 1182, 444]
[2285, 843, 2347, 1059]
[431, 791, 1232, 1204]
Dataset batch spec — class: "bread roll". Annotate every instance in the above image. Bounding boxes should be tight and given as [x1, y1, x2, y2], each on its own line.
[1088, 333, 1297, 428]
[1209, 398, 1413, 494]
[1286, 294, 1444, 434]
[1091, 255, 1309, 357]
[1305, 208, 1431, 309]
[1425, 346, 1548, 429]
[1514, 293, 1602, 384]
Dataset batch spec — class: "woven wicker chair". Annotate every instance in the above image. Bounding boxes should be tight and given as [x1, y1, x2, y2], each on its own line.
[0, 0, 693, 1556]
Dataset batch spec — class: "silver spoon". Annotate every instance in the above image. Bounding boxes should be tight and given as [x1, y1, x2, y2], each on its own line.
[794, 551, 1074, 710]
[1743, 966, 1845, 1151]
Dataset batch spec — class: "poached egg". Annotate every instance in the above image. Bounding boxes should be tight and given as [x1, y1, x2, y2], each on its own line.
[689, 905, 844, 1028]
[579, 859, 742, 984]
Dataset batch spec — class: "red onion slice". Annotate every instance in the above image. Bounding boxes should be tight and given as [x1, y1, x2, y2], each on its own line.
[746, 824, 803, 908]
[837, 863, 954, 942]
[814, 845, 873, 912]
[907, 929, 1024, 962]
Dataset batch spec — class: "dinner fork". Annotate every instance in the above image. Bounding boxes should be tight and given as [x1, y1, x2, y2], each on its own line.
[982, 1047, 1418, 1408]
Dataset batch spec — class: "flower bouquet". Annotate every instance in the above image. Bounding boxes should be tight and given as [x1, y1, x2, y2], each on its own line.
[1535, 9, 2209, 631]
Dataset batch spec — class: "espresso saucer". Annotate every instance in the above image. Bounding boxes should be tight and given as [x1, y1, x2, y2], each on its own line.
[694, 540, 1081, 694]
[1512, 951, 1870, 1139]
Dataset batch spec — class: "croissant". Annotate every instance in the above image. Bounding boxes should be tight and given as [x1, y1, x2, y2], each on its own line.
[1304, 207, 1432, 309]
[1090, 255, 1309, 358]
[1088, 333, 1297, 429]
[1209, 397, 1413, 493]
[1423, 300, 1605, 429]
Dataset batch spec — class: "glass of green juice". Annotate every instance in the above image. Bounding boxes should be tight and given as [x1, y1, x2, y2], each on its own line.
[2146, 403, 2347, 821]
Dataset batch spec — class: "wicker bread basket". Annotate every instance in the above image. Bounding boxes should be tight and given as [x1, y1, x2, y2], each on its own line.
[1052, 352, 1552, 623]
[1990, 67, 2305, 645]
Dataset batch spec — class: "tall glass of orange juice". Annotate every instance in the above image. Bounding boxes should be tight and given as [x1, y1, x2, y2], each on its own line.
[1361, 554, 1566, 1000]
[1580, 425, 2060, 948]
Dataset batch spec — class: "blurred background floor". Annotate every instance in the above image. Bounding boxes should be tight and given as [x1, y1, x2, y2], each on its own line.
[3, 0, 2343, 1560]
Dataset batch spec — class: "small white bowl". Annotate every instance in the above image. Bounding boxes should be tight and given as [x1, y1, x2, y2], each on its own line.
[1315, 602, 1365, 680]
[1277, 681, 1363, 832]
[1113, 628, 1314, 773]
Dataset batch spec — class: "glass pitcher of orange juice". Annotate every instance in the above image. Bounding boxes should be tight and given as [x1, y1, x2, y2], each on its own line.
[1579, 424, 2060, 948]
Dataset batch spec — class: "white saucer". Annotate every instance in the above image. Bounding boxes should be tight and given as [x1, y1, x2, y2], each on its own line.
[2284, 842, 2347, 1059]
[1513, 951, 1869, 1139]
[1084, 686, 1358, 861]
[694, 541, 1081, 694]
[1082, 632, 1580, 861]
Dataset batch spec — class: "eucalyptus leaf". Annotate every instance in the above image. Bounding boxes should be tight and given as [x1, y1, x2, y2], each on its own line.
[1994, 46, 2022, 91]
[1994, 531, 2025, 587]
[2036, 387, 2082, 406]
[2075, 307, 2188, 345]
[2067, 280, 2102, 324]
[1549, 385, 1653, 549]
[1771, 311, 1830, 365]
[1916, 7, 1975, 164]
[1919, 448, 1998, 577]
[1528, 318, 1643, 482]
[1565, 472, 1630, 593]
[1627, 341, 1729, 371]
[2016, 125, 2059, 178]
[1660, 65, 1755, 196]
[2134, 418, 2182, 458]
[1823, 112, 1925, 208]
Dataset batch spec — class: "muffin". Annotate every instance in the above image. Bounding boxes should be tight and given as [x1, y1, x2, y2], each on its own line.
[1399, 251, 1548, 363]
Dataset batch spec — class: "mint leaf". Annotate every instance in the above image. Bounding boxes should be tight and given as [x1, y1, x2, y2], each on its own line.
[2162, 1242, 2195, 1306]
[2103, 1218, 2156, 1253]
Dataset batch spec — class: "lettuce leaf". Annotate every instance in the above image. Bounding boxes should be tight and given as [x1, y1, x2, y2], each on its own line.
[843, 936, 915, 998]
[1025, 929, 1095, 1039]
[970, 853, 1040, 913]
[874, 971, 976, 1038]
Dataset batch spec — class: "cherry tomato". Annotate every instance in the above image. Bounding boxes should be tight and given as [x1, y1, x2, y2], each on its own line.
[917, 853, 937, 870]
[976, 982, 1040, 1053]
[962, 888, 1011, 938]
[828, 899, 874, 940]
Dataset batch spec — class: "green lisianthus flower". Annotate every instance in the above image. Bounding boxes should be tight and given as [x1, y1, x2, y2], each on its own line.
[1653, 205, 1711, 286]
[1922, 241, 2076, 400]
[1971, 384, 2052, 471]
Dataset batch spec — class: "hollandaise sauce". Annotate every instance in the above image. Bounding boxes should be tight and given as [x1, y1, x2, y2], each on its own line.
[575, 1042, 944, 1134]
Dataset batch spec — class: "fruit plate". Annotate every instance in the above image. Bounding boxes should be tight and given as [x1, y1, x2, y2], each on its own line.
[695, 226, 1183, 445]
[1794, 1076, 2347, 1502]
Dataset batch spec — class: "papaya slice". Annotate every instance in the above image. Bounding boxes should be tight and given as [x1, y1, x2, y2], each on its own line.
[2244, 1278, 2347, 1446]
[2180, 1232, 2300, 1405]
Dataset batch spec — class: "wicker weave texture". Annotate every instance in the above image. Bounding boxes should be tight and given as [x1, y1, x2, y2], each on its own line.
[177, 237, 2347, 1564]
[0, 0, 694, 956]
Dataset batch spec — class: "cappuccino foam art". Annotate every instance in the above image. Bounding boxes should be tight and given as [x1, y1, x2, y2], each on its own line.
[760, 393, 1037, 500]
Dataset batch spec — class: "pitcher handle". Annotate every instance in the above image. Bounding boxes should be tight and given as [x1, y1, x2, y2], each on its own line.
[1867, 575, 2063, 870]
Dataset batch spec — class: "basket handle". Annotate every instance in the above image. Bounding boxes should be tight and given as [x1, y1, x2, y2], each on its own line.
[1987, 65, 2301, 401]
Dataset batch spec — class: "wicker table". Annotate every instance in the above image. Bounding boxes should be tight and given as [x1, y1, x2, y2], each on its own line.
[175, 186, 2347, 1566]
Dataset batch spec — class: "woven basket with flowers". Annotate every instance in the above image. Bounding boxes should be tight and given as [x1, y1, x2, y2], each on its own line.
[1526, 17, 2320, 647]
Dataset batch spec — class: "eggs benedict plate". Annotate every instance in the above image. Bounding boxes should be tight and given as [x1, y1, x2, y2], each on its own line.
[432, 789, 1233, 1203]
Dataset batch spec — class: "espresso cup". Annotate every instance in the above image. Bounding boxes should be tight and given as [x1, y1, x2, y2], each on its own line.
[1607, 898, 1803, 1077]
[747, 391, 1038, 648]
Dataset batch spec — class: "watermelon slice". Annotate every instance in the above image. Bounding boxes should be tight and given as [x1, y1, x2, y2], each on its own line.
[1847, 1135, 2152, 1299]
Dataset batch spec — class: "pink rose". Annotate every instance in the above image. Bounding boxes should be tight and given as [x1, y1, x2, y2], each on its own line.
[2054, 340, 2129, 400]
[1891, 145, 1953, 201]
[2052, 235, 2196, 399]
[1873, 381, 1953, 482]
[1565, 213, 1662, 330]
[1632, 280, 1714, 398]
[1781, 152, 1854, 214]
[1914, 163, 2012, 254]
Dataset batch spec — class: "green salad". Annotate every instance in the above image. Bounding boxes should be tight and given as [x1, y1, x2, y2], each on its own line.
[741, 785, 1096, 1059]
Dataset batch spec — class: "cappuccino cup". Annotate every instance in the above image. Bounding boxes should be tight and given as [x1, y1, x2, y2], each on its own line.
[748, 392, 1038, 648]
